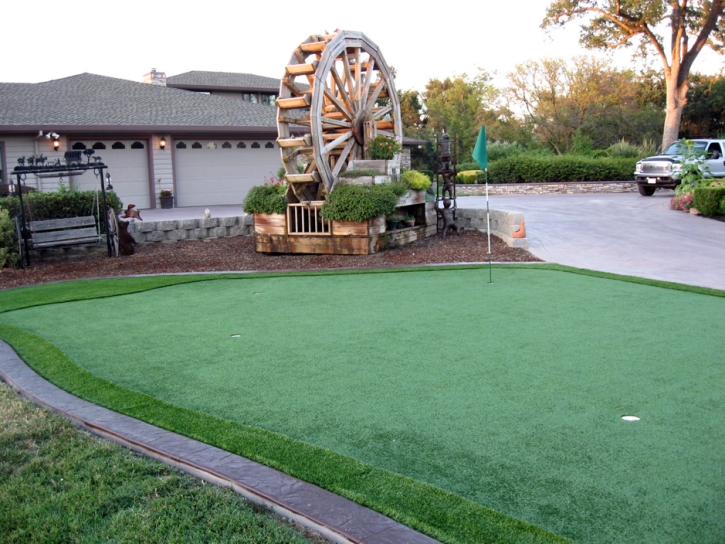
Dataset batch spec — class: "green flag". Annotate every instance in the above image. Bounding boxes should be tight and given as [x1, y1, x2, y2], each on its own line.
[472, 126, 488, 170]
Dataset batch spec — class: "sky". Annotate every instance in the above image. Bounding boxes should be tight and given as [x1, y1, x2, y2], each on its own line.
[2, 0, 723, 93]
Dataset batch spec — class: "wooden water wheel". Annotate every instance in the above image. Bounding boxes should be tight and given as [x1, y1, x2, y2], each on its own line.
[276, 30, 402, 202]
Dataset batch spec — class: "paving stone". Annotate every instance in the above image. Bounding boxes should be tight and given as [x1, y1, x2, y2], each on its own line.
[147, 231, 165, 242]
[178, 219, 199, 229]
[208, 226, 227, 238]
[187, 228, 208, 240]
[227, 226, 247, 237]
[166, 229, 188, 241]
[157, 220, 177, 231]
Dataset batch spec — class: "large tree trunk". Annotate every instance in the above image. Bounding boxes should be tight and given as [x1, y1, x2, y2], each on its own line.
[662, 72, 689, 151]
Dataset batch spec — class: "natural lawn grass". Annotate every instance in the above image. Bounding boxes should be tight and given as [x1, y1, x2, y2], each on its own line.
[0, 380, 317, 543]
[1, 265, 723, 544]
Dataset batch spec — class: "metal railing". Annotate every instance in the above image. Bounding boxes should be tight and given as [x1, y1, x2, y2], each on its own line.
[287, 202, 331, 235]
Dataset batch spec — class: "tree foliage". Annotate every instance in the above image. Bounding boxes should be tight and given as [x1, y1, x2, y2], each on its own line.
[422, 71, 497, 160]
[507, 56, 663, 153]
[680, 73, 725, 137]
[543, 0, 725, 149]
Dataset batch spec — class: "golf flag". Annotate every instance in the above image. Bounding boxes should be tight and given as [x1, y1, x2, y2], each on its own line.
[472, 126, 488, 170]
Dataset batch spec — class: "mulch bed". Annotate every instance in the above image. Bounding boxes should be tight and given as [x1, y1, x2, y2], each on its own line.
[0, 230, 539, 290]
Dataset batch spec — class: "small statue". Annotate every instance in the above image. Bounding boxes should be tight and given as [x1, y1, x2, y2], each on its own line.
[118, 220, 137, 255]
[26, 156, 35, 167]
[442, 171, 455, 199]
[17, 157, 25, 166]
[36, 154, 47, 166]
[437, 198, 461, 238]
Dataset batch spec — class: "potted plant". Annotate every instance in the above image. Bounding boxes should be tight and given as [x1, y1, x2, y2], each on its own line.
[403, 214, 416, 227]
[159, 189, 174, 209]
[243, 183, 288, 235]
[366, 135, 402, 160]
[321, 183, 400, 235]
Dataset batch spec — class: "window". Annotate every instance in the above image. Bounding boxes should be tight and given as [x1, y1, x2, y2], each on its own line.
[242, 93, 258, 104]
[237, 142, 246, 148]
[265, 142, 274, 149]
[131, 141, 145, 149]
[207, 142, 217, 149]
[92, 142, 106, 150]
[261, 94, 276, 106]
[192, 142, 202, 149]
[251, 142, 260, 149]
[72, 142, 86, 150]
[112, 142, 125, 149]
[222, 142, 232, 149]
[176, 142, 187, 149]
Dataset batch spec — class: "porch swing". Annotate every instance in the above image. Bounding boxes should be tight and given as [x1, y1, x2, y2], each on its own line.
[13, 150, 119, 267]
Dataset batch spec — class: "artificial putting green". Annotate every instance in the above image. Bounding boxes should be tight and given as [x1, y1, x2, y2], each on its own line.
[1, 266, 723, 544]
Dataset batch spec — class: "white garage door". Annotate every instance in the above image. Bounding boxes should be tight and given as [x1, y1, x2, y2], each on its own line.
[70, 140, 150, 209]
[174, 140, 279, 207]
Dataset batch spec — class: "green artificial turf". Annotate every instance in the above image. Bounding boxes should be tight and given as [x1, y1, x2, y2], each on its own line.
[1, 266, 723, 544]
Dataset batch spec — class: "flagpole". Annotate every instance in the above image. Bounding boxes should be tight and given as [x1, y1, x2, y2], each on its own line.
[485, 170, 492, 284]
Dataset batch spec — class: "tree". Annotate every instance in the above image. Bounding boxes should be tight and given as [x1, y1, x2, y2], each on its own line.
[422, 71, 497, 160]
[680, 73, 725, 136]
[398, 89, 427, 137]
[543, 0, 725, 149]
[507, 56, 655, 153]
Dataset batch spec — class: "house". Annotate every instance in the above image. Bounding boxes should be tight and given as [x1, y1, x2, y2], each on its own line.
[0, 69, 422, 209]
[0, 70, 284, 209]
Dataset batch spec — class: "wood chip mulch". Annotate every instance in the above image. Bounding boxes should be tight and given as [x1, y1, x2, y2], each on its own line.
[0, 230, 540, 291]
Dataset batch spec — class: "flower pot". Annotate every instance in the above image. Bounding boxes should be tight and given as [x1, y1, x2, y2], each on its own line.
[159, 196, 174, 209]
[404, 220, 415, 228]
[387, 219, 399, 230]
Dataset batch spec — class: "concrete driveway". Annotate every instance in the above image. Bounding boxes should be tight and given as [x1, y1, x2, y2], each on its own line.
[461, 191, 725, 290]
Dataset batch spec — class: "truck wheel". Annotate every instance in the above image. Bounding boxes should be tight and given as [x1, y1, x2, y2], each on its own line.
[638, 185, 656, 196]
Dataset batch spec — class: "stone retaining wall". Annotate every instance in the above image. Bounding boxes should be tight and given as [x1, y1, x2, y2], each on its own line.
[456, 208, 527, 249]
[456, 181, 637, 196]
[128, 215, 254, 244]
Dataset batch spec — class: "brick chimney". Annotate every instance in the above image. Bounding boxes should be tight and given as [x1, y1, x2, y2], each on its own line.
[143, 68, 166, 86]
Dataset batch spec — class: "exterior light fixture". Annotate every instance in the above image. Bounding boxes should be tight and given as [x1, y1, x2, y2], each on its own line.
[105, 172, 113, 190]
[159, 136, 167, 150]
[53, 138, 60, 151]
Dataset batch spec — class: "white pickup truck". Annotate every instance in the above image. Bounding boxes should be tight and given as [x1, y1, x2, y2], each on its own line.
[634, 139, 725, 196]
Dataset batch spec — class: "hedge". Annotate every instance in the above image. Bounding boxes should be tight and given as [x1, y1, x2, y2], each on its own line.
[0, 190, 122, 234]
[692, 187, 725, 216]
[487, 156, 637, 183]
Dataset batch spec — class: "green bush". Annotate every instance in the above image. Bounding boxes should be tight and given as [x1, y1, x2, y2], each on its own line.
[456, 170, 483, 184]
[242, 185, 287, 215]
[487, 155, 637, 183]
[320, 183, 399, 222]
[0, 208, 18, 268]
[692, 187, 725, 216]
[400, 170, 432, 191]
[0, 190, 122, 234]
[606, 139, 641, 159]
[456, 161, 480, 172]
[418, 169, 434, 180]
[487, 140, 525, 162]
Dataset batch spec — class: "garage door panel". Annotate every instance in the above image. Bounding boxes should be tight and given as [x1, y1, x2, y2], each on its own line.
[70, 141, 150, 209]
[175, 141, 279, 207]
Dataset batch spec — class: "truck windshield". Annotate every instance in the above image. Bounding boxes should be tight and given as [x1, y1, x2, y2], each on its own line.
[662, 141, 707, 155]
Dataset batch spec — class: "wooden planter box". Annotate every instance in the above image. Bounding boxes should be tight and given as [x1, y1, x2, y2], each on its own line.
[332, 215, 385, 236]
[397, 190, 426, 207]
[253, 213, 286, 235]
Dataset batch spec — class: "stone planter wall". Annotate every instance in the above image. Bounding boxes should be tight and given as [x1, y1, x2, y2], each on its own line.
[455, 181, 637, 196]
[127, 215, 254, 244]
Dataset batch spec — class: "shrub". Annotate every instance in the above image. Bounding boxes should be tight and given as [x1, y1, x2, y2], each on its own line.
[366, 135, 401, 160]
[692, 187, 725, 216]
[487, 140, 525, 162]
[418, 169, 434, 180]
[456, 161, 480, 172]
[670, 193, 694, 211]
[400, 170, 432, 191]
[606, 139, 641, 159]
[320, 183, 399, 222]
[0, 190, 122, 234]
[0, 208, 18, 268]
[456, 170, 483, 184]
[487, 155, 637, 183]
[242, 185, 287, 215]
